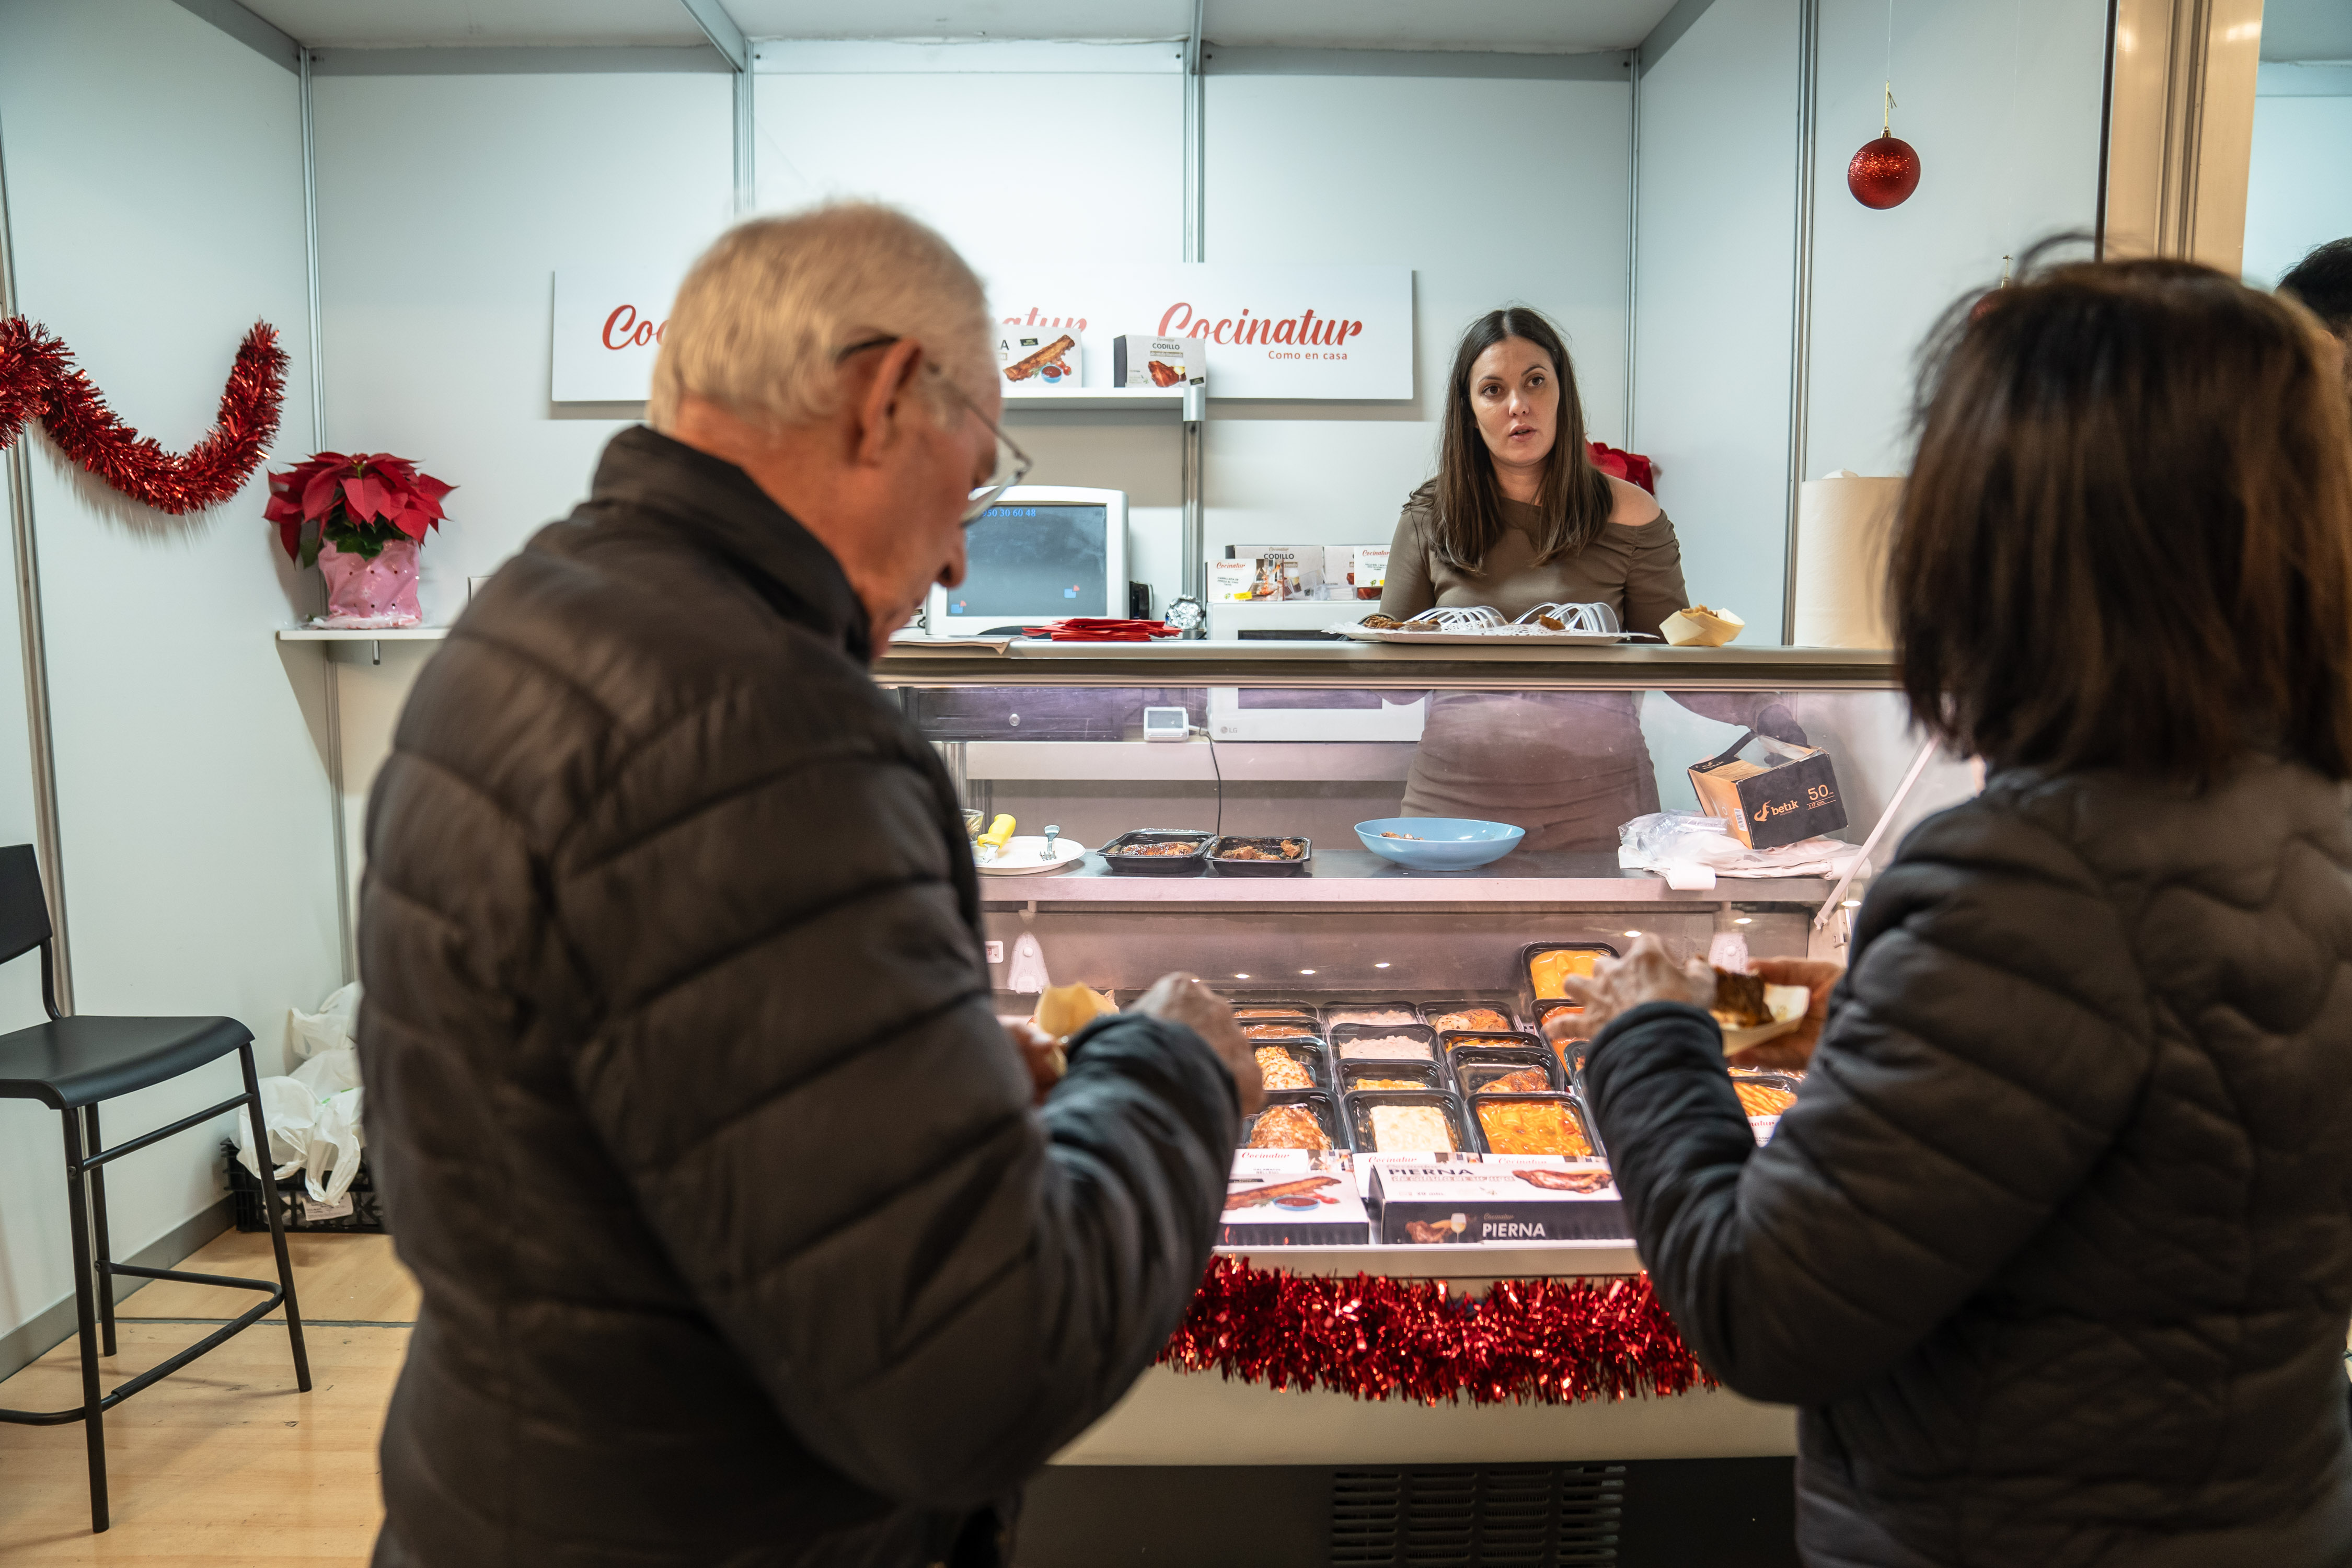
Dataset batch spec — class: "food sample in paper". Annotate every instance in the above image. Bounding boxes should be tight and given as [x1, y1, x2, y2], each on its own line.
[1338, 1034, 1433, 1061]
[1734, 1081, 1796, 1117]
[1247, 1105, 1331, 1150]
[1327, 1006, 1416, 1027]
[1368, 1103, 1457, 1154]
[1428, 1008, 1512, 1034]
[1529, 950, 1600, 999]
[1255, 1047, 1315, 1092]
[1475, 1100, 1593, 1157]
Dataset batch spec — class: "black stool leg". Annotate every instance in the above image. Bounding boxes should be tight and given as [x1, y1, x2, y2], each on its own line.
[61, 1109, 109, 1534]
[85, 1105, 117, 1357]
[238, 1044, 311, 1392]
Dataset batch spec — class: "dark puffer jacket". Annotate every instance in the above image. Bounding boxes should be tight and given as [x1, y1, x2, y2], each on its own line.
[1584, 758, 2352, 1567]
[359, 428, 1239, 1568]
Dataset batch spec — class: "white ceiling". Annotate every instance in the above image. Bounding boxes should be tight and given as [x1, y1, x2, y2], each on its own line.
[241, 0, 1679, 53]
[2262, 0, 2352, 63]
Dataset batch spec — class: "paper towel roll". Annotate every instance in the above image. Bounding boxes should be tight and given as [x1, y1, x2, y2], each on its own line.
[1793, 471, 1904, 648]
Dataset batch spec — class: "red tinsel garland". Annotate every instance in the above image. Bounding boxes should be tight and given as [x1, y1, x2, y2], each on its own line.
[1158, 1256, 1714, 1406]
[0, 317, 286, 514]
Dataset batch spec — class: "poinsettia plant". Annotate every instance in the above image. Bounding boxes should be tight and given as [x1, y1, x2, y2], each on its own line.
[266, 451, 453, 568]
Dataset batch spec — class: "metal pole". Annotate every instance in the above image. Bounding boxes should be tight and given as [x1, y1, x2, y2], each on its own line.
[1781, 0, 1821, 647]
[301, 47, 356, 983]
[1624, 49, 1640, 449]
[734, 68, 755, 216]
[0, 119, 75, 1014]
[1180, 0, 1207, 609]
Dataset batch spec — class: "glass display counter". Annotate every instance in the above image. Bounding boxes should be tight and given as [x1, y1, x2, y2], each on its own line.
[877, 641, 1972, 1568]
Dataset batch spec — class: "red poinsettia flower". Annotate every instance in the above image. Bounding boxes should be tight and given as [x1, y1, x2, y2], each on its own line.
[266, 451, 454, 567]
[1587, 441, 1655, 494]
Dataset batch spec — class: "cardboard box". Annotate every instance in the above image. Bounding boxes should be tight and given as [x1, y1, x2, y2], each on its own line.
[1206, 558, 1263, 602]
[1688, 733, 1849, 849]
[1113, 334, 1191, 389]
[997, 329, 1080, 387]
[1350, 546, 1390, 601]
[1367, 1155, 1625, 1243]
[1221, 1151, 1371, 1246]
[1227, 544, 1323, 601]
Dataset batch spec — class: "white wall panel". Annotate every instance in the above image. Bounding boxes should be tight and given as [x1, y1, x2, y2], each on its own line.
[1630, 0, 1801, 632]
[755, 70, 1190, 601]
[313, 71, 734, 613]
[2244, 94, 2352, 290]
[1803, 0, 2109, 477]
[0, 0, 335, 1346]
[1202, 73, 1633, 563]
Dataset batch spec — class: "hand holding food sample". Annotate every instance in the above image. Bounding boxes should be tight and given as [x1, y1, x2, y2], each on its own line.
[1005, 1017, 1067, 1104]
[1740, 957, 1843, 1067]
[1544, 933, 1713, 1035]
[1134, 971, 1264, 1113]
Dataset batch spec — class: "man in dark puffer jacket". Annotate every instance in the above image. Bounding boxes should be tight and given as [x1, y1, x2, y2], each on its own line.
[359, 205, 1255, 1567]
[1562, 257, 2352, 1566]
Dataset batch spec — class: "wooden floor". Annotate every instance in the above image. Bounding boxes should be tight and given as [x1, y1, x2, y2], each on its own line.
[0, 1228, 415, 1564]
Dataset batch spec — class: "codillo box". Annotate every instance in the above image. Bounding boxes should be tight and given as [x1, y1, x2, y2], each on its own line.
[1367, 1156, 1624, 1244]
[1221, 1151, 1371, 1246]
[1688, 732, 1848, 849]
[1113, 335, 1191, 389]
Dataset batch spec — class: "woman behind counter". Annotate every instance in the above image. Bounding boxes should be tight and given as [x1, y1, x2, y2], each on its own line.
[1382, 307, 1795, 850]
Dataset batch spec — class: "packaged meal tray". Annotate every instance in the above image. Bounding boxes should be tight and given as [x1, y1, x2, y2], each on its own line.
[1370, 1156, 1625, 1244]
[1329, 1022, 1439, 1065]
[1205, 834, 1312, 876]
[1727, 1069, 1801, 1121]
[1532, 998, 1586, 1034]
[1252, 1042, 1327, 1094]
[1418, 999, 1521, 1035]
[1471, 1093, 1598, 1158]
[1344, 1089, 1469, 1156]
[1242, 1092, 1347, 1152]
[1231, 1002, 1319, 1022]
[1098, 828, 1212, 875]
[1220, 1150, 1370, 1247]
[1316, 999, 1423, 1030]
[1336, 1058, 1445, 1096]
[1450, 1044, 1562, 1097]
[1516, 942, 1620, 1022]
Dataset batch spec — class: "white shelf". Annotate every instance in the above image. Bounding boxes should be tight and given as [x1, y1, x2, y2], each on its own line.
[1000, 386, 1186, 410]
[276, 627, 453, 642]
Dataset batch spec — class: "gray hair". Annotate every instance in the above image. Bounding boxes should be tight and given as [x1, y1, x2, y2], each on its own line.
[647, 202, 993, 434]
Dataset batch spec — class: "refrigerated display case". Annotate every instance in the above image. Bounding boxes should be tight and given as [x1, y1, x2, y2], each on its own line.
[877, 640, 1971, 1567]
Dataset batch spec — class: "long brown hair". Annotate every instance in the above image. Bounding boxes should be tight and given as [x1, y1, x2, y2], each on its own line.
[1889, 249, 2352, 782]
[1431, 308, 1612, 572]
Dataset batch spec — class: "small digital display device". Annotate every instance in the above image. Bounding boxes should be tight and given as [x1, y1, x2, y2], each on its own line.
[927, 486, 1129, 637]
[1142, 707, 1190, 742]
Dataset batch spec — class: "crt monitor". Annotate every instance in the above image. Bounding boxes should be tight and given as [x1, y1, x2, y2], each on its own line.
[926, 485, 1129, 637]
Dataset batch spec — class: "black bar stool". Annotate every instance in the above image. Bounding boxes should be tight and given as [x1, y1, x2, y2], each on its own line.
[0, 844, 309, 1532]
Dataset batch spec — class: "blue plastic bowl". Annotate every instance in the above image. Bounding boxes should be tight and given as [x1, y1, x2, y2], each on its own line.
[1354, 817, 1526, 870]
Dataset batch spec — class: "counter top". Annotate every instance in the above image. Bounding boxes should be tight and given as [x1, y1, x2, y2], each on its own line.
[879, 637, 1896, 689]
[979, 847, 1835, 904]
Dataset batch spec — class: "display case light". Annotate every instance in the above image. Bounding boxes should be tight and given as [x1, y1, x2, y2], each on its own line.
[1733, 917, 1753, 926]
[1299, 969, 1317, 975]
[1373, 961, 1390, 969]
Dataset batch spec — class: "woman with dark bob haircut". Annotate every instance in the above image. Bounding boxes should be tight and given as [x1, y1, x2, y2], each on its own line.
[1553, 255, 2352, 1566]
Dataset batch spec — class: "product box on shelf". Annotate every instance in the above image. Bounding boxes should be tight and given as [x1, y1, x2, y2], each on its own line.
[1113, 334, 1191, 388]
[1207, 558, 1261, 602]
[1368, 1155, 1625, 1243]
[1221, 1149, 1370, 1246]
[1347, 546, 1391, 601]
[1227, 545, 1325, 600]
[1688, 733, 1848, 849]
[997, 328, 1081, 387]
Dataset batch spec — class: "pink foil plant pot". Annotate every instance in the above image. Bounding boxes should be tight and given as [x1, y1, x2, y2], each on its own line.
[266, 451, 453, 629]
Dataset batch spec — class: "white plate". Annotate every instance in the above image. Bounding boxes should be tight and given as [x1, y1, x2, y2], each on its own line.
[1331, 625, 1652, 645]
[975, 836, 1090, 875]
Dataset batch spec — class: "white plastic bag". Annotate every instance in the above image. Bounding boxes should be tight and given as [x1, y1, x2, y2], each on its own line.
[289, 981, 360, 1060]
[232, 982, 368, 1205]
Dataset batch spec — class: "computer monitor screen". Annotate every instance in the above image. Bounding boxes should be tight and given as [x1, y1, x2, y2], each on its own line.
[944, 504, 1110, 619]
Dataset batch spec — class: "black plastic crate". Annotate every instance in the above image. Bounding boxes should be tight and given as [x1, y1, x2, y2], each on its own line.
[222, 1139, 387, 1233]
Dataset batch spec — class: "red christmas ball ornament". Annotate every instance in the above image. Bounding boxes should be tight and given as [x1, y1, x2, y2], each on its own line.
[1848, 134, 1921, 209]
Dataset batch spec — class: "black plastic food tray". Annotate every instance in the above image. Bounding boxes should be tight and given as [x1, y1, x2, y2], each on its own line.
[1516, 942, 1620, 1025]
[1241, 1091, 1350, 1152]
[1417, 996, 1525, 1034]
[1099, 828, 1212, 875]
[1451, 1041, 1563, 1096]
[1329, 1022, 1440, 1075]
[1467, 1092, 1599, 1159]
[1336, 1057, 1445, 1096]
[1343, 1089, 1473, 1158]
[1206, 835, 1312, 877]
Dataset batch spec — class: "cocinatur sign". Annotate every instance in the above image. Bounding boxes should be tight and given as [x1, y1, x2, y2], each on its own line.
[550, 263, 1414, 402]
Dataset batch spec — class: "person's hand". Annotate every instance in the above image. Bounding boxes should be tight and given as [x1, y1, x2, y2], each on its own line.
[1756, 702, 1809, 747]
[1542, 933, 1713, 1040]
[1740, 958, 1843, 1068]
[1005, 1019, 1066, 1106]
[1133, 972, 1264, 1115]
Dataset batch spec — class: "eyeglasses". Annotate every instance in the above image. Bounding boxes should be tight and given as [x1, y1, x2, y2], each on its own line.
[835, 334, 1033, 524]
